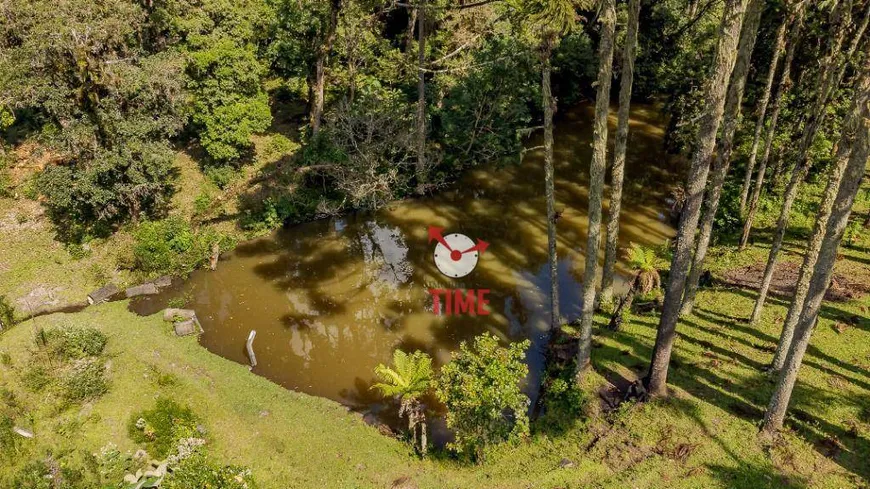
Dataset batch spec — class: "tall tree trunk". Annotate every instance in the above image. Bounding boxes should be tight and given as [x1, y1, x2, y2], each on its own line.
[415, 0, 428, 191]
[770, 70, 870, 371]
[601, 0, 641, 306]
[748, 2, 851, 325]
[681, 0, 764, 316]
[762, 93, 869, 434]
[311, 0, 342, 137]
[542, 39, 560, 331]
[406, 7, 417, 51]
[647, 0, 749, 397]
[738, 5, 789, 213]
[577, 0, 616, 377]
[739, 3, 806, 250]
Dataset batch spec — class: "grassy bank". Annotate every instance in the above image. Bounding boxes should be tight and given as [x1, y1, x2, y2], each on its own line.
[1, 167, 869, 487]
[0, 282, 867, 488]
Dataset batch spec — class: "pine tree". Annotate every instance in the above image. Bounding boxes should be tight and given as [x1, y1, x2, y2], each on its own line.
[647, 0, 750, 397]
[681, 0, 764, 315]
[748, 1, 856, 325]
[601, 0, 642, 307]
[577, 0, 616, 376]
[762, 86, 869, 433]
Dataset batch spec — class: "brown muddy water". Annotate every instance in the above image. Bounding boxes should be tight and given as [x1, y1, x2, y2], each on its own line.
[131, 103, 680, 442]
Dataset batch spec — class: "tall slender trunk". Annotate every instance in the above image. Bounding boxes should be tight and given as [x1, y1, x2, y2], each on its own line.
[311, 0, 342, 137]
[577, 0, 616, 376]
[647, 0, 749, 397]
[601, 0, 641, 306]
[542, 39, 560, 331]
[738, 6, 789, 213]
[739, 3, 806, 250]
[762, 94, 870, 434]
[681, 0, 764, 316]
[415, 0, 428, 191]
[748, 2, 851, 325]
[770, 70, 870, 371]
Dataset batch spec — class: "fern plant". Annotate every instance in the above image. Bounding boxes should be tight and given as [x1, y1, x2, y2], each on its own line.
[609, 243, 665, 331]
[371, 350, 433, 456]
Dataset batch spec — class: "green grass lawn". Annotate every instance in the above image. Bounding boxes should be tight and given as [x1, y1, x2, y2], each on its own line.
[1, 176, 868, 488]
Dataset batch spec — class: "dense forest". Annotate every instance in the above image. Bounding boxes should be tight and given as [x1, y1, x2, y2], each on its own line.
[1, 0, 870, 487]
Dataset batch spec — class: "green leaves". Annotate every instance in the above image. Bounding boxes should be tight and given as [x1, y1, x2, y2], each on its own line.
[434, 333, 530, 461]
[371, 350, 433, 402]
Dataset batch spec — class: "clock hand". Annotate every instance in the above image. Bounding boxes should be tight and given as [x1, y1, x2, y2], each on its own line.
[461, 239, 489, 255]
[427, 226, 453, 252]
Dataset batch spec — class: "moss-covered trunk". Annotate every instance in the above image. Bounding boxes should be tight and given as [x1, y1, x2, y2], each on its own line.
[601, 0, 641, 306]
[577, 0, 616, 377]
[647, 0, 749, 397]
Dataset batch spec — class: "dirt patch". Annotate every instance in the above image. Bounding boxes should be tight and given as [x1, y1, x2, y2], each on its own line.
[9, 143, 62, 186]
[719, 259, 870, 302]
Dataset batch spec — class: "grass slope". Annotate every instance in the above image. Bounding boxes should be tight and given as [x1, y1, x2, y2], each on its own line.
[0, 166, 868, 487]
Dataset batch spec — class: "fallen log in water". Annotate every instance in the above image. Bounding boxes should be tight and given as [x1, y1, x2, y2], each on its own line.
[125, 283, 159, 298]
[87, 284, 121, 305]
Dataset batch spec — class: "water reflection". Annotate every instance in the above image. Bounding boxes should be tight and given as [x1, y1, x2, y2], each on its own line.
[131, 103, 680, 438]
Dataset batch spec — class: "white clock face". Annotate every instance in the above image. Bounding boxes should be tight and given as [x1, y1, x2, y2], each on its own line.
[434, 233, 479, 278]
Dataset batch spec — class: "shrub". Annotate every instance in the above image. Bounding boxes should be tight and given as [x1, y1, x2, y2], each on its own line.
[132, 217, 232, 275]
[435, 333, 531, 461]
[21, 363, 53, 391]
[128, 398, 200, 458]
[44, 327, 107, 359]
[163, 454, 256, 489]
[0, 415, 18, 459]
[36, 142, 178, 242]
[0, 295, 15, 331]
[62, 359, 109, 401]
[204, 165, 240, 189]
[193, 190, 214, 215]
[536, 366, 587, 434]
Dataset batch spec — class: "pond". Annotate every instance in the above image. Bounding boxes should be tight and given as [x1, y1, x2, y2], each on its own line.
[131, 102, 680, 442]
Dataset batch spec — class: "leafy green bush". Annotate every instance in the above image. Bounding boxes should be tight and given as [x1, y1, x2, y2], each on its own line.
[163, 454, 256, 489]
[0, 415, 18, 459]
[435, 333, 531, 461]
[21, 364, 52, 391]
[204, 165, 241, 189]
[0, 295, 15, 331]
[44, 327, 107, 359]
[536, 364, 587, 435]
[189, 37, 272, 164]
[37, 142, 179, 242]
[128, 398, 201, 458]
[62, 360, 109, 401]
[132, 217, 232, 275]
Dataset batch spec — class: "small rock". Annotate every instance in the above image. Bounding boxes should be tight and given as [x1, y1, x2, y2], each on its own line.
[133, 449, 149, 461]
[559, 458, 575, 468]
[154, 276, 173, 288]
[123, 473, 138, 484]
[174, 320, 196, 336]
[163, 308, 196, 322]
[259, 410, 270, 418]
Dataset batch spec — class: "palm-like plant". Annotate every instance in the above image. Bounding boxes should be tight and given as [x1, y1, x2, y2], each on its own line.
[608, 243, 664, 331]
[371, 349, 433, 455]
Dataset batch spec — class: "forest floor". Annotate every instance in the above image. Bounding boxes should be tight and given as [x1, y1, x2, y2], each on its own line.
[0, 168, 869, 488]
